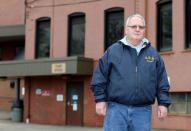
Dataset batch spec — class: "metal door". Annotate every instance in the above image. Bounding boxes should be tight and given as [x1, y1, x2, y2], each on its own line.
[66, 82, 83, 126]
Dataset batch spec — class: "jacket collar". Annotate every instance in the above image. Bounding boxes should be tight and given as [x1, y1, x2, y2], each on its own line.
[120, 36, 150, 48]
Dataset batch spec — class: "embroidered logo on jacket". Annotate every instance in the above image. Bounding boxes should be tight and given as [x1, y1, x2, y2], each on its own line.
[145, 56, 154, 62]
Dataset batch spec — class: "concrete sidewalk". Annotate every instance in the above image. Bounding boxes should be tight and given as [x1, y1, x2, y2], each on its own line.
[0, 120, 182, 131]
[0, 120, 102, 131]
[0, 110, 182, 131]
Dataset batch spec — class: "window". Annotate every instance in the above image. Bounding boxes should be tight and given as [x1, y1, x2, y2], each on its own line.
[0, 47, 2, 60]
[168, 92, 191, 114]
[13, 45, 24, 60]
[157, 0, 172, 52]
[186, 0, 191, 49]
[105, 7, 124, 50]
[68, 13, 85, 56]
[35, 17, 50, 58]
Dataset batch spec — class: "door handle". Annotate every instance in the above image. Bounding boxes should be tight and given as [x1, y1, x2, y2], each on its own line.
[67, 101, 70, 106]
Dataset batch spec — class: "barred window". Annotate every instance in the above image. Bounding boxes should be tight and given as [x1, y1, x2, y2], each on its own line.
[105, 7, 124, 50]
[186, 0, 191, 49]
[35, 17, 50, 58]
[169, 92, 191, 114]
[157, 0, 172, 52]
[68, 13, 85, 56]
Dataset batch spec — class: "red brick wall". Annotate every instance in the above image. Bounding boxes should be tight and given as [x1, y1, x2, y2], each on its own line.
[24, 76, 66, 125]
[0, 78, 24, 111]
[23, 75, 103, 126]
[83, 76, 104, 127]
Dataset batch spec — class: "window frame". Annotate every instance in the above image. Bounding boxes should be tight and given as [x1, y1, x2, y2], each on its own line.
[0, 47, 2, 60]
[185, 0, 191, 49]
[35, 17, 51, 59]
[104, 7, 124, 50]
[68, 13, 85, 56]
[157, 0, 172, 52]
[168, 92, 191, 114]
[13, 44, 25, 60]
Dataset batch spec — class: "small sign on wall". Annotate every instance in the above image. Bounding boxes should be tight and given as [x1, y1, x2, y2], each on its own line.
[56, 94, 64, 101]
[51, 63, 66, 74]
[22, 87, 25, 96]
[73, 103, 78, 111]
[41, 90, 50, 96]
[36, 88, 42, 95]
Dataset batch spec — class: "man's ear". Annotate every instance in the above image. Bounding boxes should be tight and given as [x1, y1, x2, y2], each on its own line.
[124, 26, 128, 35]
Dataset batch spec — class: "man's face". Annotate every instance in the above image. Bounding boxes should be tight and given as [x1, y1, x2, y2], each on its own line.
[125, 16, 145, 42]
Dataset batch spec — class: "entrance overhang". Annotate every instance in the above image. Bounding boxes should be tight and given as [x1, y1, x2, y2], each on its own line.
[0, 24, 25, 42]
[0, 56, 93, 78]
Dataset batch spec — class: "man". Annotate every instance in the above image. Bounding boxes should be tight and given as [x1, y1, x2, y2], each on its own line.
[90, 14, 171, 131]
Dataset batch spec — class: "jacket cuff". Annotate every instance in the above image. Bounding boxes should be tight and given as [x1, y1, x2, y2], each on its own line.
[158, 103, 170, 108]
[95, 99, 107, 103]
[94, 94, 106, 103]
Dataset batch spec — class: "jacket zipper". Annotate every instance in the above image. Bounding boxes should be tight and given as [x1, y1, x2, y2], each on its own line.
[135, 45, 148, 98]
[135, 55, 138, 96]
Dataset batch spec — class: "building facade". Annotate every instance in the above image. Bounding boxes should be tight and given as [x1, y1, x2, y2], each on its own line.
[0, 0, 25, 111]
[0, 0, 191, 130]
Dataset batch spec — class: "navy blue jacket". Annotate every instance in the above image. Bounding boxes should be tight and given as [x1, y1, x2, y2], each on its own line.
[90, 41, 171, 107]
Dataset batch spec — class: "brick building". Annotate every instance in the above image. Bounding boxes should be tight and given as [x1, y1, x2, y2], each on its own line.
[0, 0, 191, 130]
[0, 0, 25, 111]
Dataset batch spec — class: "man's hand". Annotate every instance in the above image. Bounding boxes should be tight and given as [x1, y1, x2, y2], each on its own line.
[96, 102, 107, 116]
[158, 106, 168, 120]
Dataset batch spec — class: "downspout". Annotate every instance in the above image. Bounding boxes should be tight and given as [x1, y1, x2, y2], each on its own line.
[24, 0, 27, 24]
[11, 78, 23, 122]
[51, 0, 55, 58]
[11, 78, 23, 109]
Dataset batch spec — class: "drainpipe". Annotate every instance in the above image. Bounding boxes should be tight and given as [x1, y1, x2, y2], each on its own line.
[11, 78, 23, 122]
[12, 78, 23, 108]
[24, 0, 27, 24]
[16, 78, 21, 102]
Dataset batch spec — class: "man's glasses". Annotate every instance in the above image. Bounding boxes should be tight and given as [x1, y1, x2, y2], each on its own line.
[127, 25, 145, 30]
